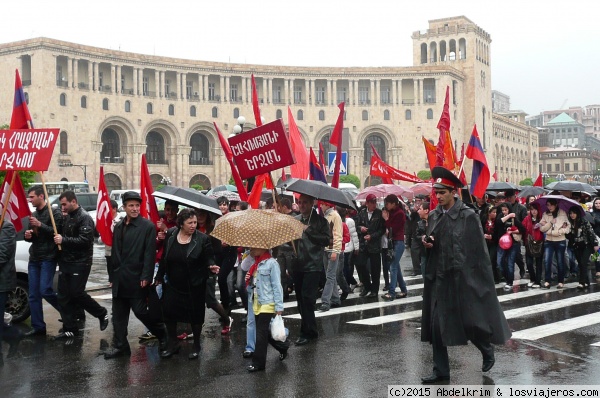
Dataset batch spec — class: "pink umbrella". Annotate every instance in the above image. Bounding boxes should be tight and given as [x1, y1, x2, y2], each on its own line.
[409, 182, 433, 196]
[356, 184, 414, 201]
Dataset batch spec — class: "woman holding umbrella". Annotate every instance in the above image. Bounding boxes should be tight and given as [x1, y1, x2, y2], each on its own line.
[539, 198, 570, 289]
[566, 205, 599, 290]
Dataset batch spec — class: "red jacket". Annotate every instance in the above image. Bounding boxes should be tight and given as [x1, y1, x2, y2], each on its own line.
[522, 214, 544, 242]
[384, 206, 406, 241]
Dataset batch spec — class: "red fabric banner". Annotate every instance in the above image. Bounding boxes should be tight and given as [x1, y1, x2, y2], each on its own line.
[95, 166, 114, 246]
[329, 102, 345, 188]
[251, 74, 262, 127]
[533, 173, 543, 187]
[370, 156, 424, 183]
[287, 107, 309, 180]
[139, 154, 160, 225]
[10, 69, 34, 129]
[435, 86, 451, 167]
[0, 129, 60, 171]
[370, 144, 393, 184]
[0, 171, 31, 232]
[422, 137, 437, 171]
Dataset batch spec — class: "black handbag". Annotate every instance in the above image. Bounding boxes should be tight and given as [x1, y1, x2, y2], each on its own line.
[527, 238, 543, 256]
[386, 228, 395, 261]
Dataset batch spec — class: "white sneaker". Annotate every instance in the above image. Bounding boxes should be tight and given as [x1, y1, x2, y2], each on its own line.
[503, 284, 512, 290]
[527, 282, 534, 288]
[531, 284, 541, 288]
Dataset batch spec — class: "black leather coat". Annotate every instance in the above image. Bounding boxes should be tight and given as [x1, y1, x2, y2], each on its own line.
[293, 209, 330, 273]
[357, 207, 385, 254]
[58, 206, 94, 272]
[25, 205, 63, 261]
[0, 221, 16, 292]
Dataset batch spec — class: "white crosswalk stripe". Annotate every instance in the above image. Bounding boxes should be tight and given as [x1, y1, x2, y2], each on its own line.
[511, 313, 600, 341]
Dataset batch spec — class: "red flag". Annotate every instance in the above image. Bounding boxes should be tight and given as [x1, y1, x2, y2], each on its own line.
[309, 148, 328, 183]
[370, 144, 393, 184]
[214, 122, 248, 201]
[251, 74, 262, 127]
[248, 173, 268, 209]
[287, 107, 309, 179]
[533, 173, 543, 187]
[443, 130, 457, 171]
[435, 86, 451, 167]
[457, 143, 467, 186]
[140, 154, 160, 225]
[10, 69, 34, 129]
[318, 143, 327, 176]
[492, 171, 498, 181]
[329, 102, 345, 188]
[370, 155, 424, 183]
[0, 171, 32, 232]
[422, 137, 437, 171]
[465, 125, 490, 198]
[96, 166, 114, 246]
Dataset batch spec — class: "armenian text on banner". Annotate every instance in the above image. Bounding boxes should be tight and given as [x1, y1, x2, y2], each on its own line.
[228, 119, 296, 180]
[0, 129, 59, 171]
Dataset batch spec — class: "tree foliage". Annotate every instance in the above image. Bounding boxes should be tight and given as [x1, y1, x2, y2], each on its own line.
[417, 170, 432, 181]
[340, 174, 360, 189]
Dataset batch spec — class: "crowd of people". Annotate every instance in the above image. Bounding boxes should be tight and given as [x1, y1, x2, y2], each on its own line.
[1, 176, 599, 377]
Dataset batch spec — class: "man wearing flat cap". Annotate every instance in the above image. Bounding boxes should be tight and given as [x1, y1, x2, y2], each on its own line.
[419, 167, 511, 383]
[104, 191, 168, 359]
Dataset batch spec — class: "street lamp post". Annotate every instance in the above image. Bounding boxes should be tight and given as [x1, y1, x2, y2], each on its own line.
[59, 162, 88, 182]
[542, 172, 549, 187]
[161, 177, 172, 186]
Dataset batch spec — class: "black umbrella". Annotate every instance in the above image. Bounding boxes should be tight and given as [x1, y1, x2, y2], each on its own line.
[486, 181, 519, 191]
[153, 186, 221, 216]
[517, 186, 547, 198]
[548, 181, 597, 194]
[277, 178, 357, 210]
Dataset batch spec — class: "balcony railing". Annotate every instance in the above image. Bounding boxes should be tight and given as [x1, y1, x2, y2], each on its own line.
[98, 85, 112, 92]
[294, 99, 306, 105]
[101, 156, 125, 164]
[56, 80, 68, 87]
[189, 157, 213, 166]
[147, 159, 169, 165]
[121, 88, 134, 95]
[230, 96, 243, 103]
[402, 99, 415, 105]
[78, 82, 90, 89]
[22, 80, 31, 86]
[208, 95, 221, 102]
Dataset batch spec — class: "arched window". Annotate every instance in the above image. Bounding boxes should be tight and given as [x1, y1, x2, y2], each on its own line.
[189, 174, 212, 190]
[60, 93, 66, 106]
[102, 98, 109, 110]
[233, 108, 239, 119]
[405, 110, 412, 120]
[147, 103, 153, 114]
[319, 110, 325, 121]
[104, 173, 122, 192]
[427, 108, 433, 119]
[168, 104, 174, 116]
[80, 96, 87, 108]
[362, 110, 369, 121]
[420, 43, 428, 64]
[125, 100, 131, 112]
[100, 129, 121, 162]
[59, 131, 68, 155]
[189, 132, 210, 165]
[364, 134, 386, 163]
[297, 110, 304, 121]
[276, 109, 283, 119]
[190, 106, 196, 117]
[146, 131, 165, 164]
[384, 110, 390, 120]
[212, 106, 218, 118]
[459, 38, 467, 59]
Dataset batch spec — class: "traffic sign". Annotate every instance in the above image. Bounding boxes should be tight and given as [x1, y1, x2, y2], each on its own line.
[327, 151, 348, 175]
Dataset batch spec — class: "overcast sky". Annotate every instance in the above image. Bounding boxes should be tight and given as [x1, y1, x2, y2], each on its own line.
[3, 0, 598, 115]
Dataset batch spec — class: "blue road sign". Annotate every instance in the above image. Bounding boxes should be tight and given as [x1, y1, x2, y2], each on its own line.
[327, 151, 348, 175]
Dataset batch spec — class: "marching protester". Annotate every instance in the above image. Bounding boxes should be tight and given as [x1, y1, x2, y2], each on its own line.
[292, 194, 330, 345]
[565, 206, 599, 290]
[23, 186, 64, 337]
[505, 190, 527, 279]
[104, 191, 168, 359]
[319, 201, 343, 311]
[215, 196, 238, 315]
[414, 201, 430, 278]
[522, 203, 544, 288]
[381, 194, 408, 301]
[275, 197, 296, 300]
[494, 202, 525, 290]
[155, 208, 219, 359]
[590, 197, 600, 279]
[53, 191, 109, 340]
[335, 206, 353, 300]
[420, 167, 511, 383]
[0, 219, 16, 367]
[356, 194, 385, 298]
[539, 198, 570, 289]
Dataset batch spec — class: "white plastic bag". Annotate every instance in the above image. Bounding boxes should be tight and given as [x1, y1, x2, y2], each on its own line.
[270, 315, 286, 342]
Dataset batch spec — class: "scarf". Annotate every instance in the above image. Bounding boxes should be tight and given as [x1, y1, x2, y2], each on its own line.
[246, 251, 272, 286]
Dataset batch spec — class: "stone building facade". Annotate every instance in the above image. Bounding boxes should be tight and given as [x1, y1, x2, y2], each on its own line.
[0, 16, 537, 191]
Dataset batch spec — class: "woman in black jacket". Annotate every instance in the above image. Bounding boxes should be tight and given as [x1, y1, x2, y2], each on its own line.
[567, 206, 599, 289]
[156, 208, 219, 360]
[493, 203, 525, 290]
[589, 197, 600, 279]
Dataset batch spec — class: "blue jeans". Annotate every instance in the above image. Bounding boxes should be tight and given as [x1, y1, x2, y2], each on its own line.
[321, 252, 340, 307]
[497, 242, 520, 285]
[388, 241, 407, 295]
[28, 259, 60, 331]
[566, 247, 579, 275]
[246, 288, 256, 352]
[544, 240, 566, 284]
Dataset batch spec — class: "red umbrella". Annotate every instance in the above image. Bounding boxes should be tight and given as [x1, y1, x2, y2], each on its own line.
[356, 184, 414, 201]
[408, 182, 433, 196]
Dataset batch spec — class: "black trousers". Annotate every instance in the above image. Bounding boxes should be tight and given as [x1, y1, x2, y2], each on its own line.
[356, 251, 382, 294]
[430, 304, 494, 377]
[277, 250, 294, 298]
[292, 271, 320, 339]
[218, 252, 237, 308]
[112, 294, 166, 350]
[57, 268, 106, 333]
[253, 313, 290, 369]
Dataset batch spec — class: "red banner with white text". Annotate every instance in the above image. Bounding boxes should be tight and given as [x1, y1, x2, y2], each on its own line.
[0, 129, 59, 171]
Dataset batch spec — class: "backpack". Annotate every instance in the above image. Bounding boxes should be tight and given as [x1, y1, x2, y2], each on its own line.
[342, 222, 351, 251]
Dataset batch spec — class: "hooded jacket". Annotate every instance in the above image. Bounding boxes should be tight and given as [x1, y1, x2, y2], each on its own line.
[293, 208, 330, 272]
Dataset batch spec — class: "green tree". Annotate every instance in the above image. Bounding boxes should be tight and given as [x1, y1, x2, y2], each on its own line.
[340, 174, 360, 189]
[417, 169, 431, 181]
[519, 178, 533, 186]
[190, 184, 204, 191]
[0, 171, 37, 189]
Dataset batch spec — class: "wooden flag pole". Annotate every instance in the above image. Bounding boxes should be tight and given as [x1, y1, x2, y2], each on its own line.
[0, 172, 17, 230]
[39, 171, 61, 250]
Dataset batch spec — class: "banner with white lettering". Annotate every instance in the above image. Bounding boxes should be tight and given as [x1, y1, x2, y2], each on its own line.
[0, 129, 59, 171]
[228, 119, 296, 180]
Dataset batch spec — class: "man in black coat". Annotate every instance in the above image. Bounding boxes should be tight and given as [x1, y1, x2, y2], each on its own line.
[0, 219, 16, 367]
[104, 191, 168, 359]
[292, 194, 331, 346]
[356, 194, 385, 297]
[54, 191, 108, 339]
[420, 167, 511, 383]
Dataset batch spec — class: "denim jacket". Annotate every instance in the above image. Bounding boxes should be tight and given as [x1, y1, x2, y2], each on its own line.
[251, 257, 284, 313]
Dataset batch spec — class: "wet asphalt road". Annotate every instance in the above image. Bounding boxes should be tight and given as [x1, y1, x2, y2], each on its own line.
[2, 244, 600, 397]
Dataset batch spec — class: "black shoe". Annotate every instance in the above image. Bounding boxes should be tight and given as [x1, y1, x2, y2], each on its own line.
[359, 290, 369, 297]
[331, 303, 341, 308]
[340, 292, 349, 301]
[295, 337, 311, 346]
[366, 292, 377, 298]
[247, 365, 265, 372]
[382, 285, 389, 291]
[318, 304, 330, 312]
[242, 350, 254, 358]
[279, 350, 288, 361]
[421, 374, 450, 383]
[482, 357, 495, 372]
[160, 344, 181, 358]
[99, 311, 109, 331]
[24, 329, 47, 337]
[188, 351, 200, 360]
[54, 331, 78, 340]
[159, 337, 169, 351]
[104, 347, 131, 359]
